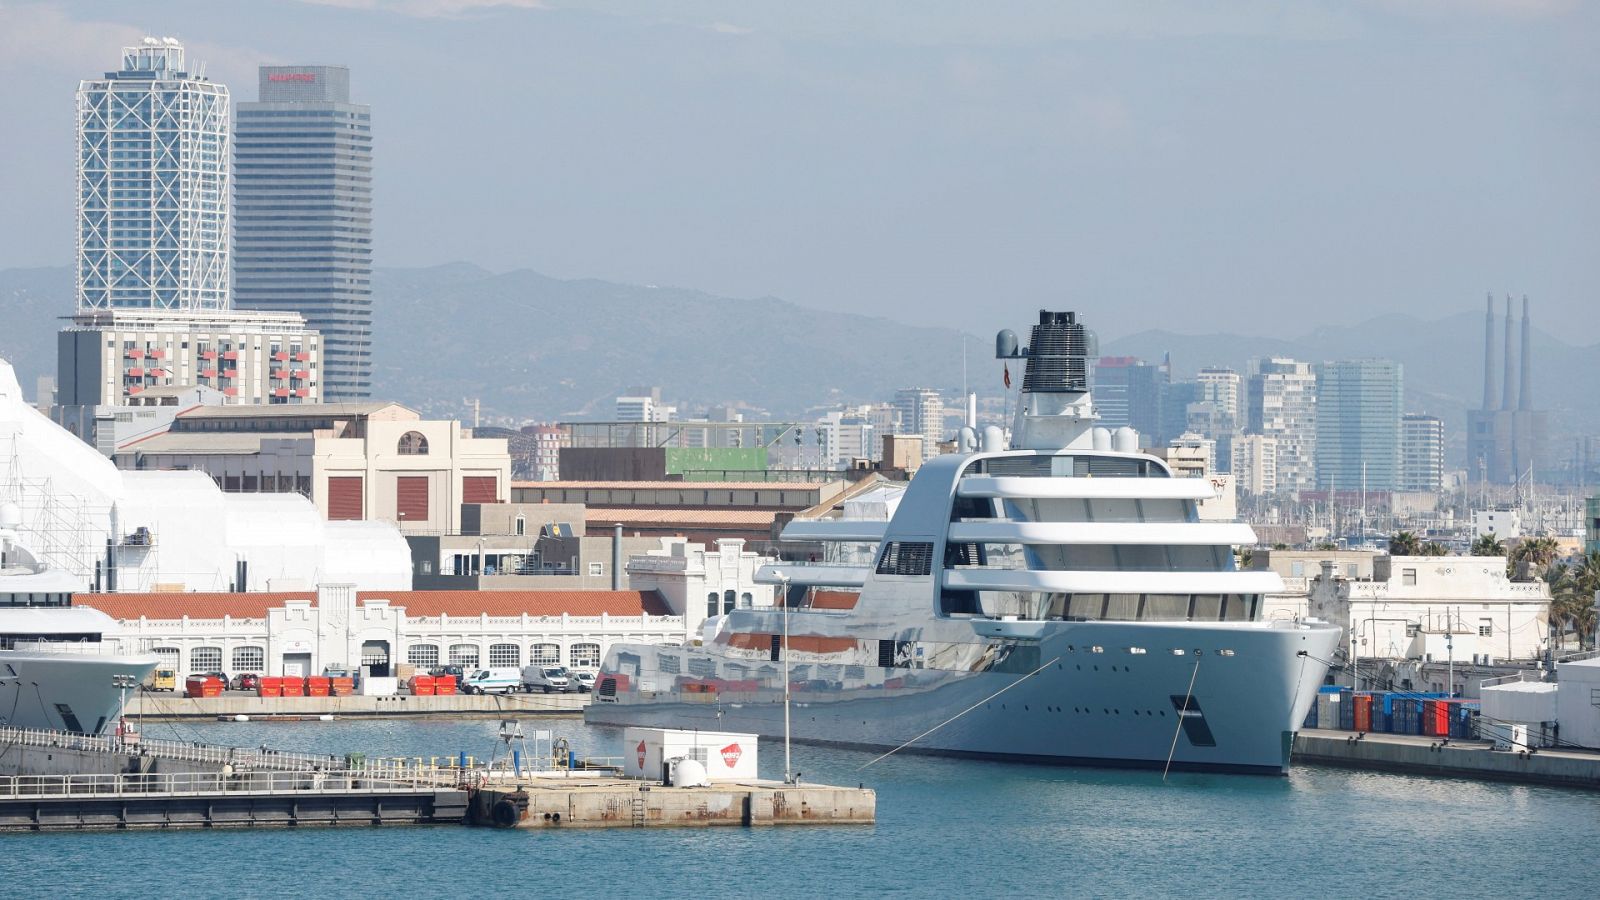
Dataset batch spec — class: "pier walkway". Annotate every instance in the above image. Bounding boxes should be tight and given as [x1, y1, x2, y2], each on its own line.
[1293, 728, 1600, 790]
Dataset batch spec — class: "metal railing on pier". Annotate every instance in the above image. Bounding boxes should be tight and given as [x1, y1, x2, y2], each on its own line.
[0, 769, 437, 801]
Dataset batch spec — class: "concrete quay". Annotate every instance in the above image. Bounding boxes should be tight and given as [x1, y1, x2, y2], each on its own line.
[126, 691, 587, 720]
[1293, 728, 1600, 791]
[469, 777, 876, 828]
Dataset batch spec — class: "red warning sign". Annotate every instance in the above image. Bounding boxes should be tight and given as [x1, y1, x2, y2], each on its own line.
[637, 740, 647, 770]
[720, 743, 742, 768]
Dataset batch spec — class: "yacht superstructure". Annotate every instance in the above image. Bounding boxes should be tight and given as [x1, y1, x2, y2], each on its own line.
[0, 507, 156, 735]
[587, 311, 1340, 773]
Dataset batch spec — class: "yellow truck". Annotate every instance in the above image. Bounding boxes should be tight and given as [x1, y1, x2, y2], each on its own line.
[143, 665, 177, 692]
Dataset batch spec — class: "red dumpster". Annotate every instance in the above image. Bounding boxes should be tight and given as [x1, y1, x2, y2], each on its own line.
[186, 675, 223, 698]
[280, 676, 305, 698]
[433, 674, 457, 695]
[329, 677, 355, 697]
[306, 676, 331, 697]
[256, 676, 283, 698]
[408, 674, 435, 696]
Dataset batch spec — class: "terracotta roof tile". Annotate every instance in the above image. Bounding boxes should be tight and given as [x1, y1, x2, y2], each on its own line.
[76, 592, 314, 620]
[72, 590, 672, 620]
[357, 590, 672, 617]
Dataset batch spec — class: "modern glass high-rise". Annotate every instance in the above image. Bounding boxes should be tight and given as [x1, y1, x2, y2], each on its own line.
[77, 38, 230, 311]
[234, 66, 372, 400]
[1314, 359, 1403, 492]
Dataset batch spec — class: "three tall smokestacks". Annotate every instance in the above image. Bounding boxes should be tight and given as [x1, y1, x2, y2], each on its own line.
[1482, 293, 1533, 413]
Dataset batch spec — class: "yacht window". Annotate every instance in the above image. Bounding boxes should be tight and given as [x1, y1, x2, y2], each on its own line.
[939, 590, 982, 616]
[1191, 595, 1224, 621]
[876, 542, 933, 576]
[1105, 594, 1140, 621]
[1144, 594, 1189, 620]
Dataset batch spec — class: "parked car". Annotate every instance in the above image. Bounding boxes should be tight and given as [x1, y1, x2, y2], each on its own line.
[205, 671, 231, 688]
[231, 673, 260, 692]
[521, 665, 573, 694]
[430, 665, 465, 679]
[462, 667, 522, 695]
[572, 671, 596, 693]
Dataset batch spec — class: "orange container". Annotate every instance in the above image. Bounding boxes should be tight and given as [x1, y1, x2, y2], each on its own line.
[330, 677, 355, 697]
[280, 676, 305, 697]
[187, 676, 224, 698]
[408, 674, 435, 696]
[306, 677, 331, 697]
[256, 676, 282, 699]
[1353, 694, 1373, 733]
[433, 674, 457, 695]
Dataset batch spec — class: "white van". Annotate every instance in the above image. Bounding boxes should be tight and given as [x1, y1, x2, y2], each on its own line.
[520, 665, 572, 694]
[463, 667, 522, 695]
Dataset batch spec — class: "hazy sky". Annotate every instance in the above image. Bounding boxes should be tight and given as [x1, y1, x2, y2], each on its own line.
[1, 0, 1594, 341]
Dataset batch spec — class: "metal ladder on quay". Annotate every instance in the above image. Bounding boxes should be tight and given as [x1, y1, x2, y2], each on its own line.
[630, 794, 646, 827]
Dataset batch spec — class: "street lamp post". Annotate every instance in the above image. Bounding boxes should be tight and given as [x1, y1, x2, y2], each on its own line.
[111, 674, 137, 742]
[777, 572, 792, 784]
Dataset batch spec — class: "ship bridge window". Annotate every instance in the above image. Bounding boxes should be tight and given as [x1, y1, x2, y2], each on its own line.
[876, 542, 933, 576]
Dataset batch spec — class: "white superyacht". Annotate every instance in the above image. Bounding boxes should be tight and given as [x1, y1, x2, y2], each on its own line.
[587, 311, 1340, 774]
[0, 508, 156, 735]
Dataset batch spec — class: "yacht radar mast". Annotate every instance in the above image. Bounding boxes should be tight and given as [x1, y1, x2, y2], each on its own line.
[997, 310, 1099, 452]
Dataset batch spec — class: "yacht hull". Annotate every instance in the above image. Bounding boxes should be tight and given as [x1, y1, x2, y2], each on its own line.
[586, 620, 1340, 774]
[0, 652, 158, 735]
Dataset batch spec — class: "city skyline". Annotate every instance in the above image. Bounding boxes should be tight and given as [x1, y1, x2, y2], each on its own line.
[1, 1, 1594, 344]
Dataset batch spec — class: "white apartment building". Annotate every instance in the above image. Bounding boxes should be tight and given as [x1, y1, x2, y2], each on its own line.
[894, 388, 944, 462]
[1308, 555, 1550, 664]
[1232, 433, 1279, 495]
[1196, 367, 1242, 431]
[57, 310, 322, 411]
[1246, 358, 1317, 493]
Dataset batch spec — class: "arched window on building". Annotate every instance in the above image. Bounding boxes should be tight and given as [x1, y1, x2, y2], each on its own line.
[448, 644, 480, 670]
[407, 644, 440, 670]
[190, 646, 223, 674]
[489, 643, 521, 668]
[397, 431, 429, 455]
[152, 647, 179, 669]
[569, 643, 601, 670]
[707, 592, 719, 618]
[530, 643, 560, 667]
[723, 589, 736, 615]
[741, 592, 753, 608]
[232, 646, 265, 673]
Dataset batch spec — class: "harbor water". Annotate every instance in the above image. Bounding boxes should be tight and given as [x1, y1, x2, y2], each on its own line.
[2, 717, 1596, 898]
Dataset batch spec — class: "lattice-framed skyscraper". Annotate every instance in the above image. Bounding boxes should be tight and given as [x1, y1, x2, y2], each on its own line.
[76, 38, 230, 312]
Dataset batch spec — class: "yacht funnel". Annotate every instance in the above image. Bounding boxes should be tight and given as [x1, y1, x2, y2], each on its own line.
[1020, 311, 1091, 394]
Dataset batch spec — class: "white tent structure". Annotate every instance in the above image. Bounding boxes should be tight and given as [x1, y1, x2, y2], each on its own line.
[1, 359, 410, 592]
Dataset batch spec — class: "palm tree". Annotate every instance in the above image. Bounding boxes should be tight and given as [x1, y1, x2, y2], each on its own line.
[1506, 535, 1561, 582]
[1389, 531, 1422, 556]
[1472, 533, 1506, 557]
[1549, 552, 1600, 651]
[1421, 542, 1449, 557]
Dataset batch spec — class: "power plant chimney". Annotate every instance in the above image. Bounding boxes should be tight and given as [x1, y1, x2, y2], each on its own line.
[1519, 296, 1532, 411]
[1481, 293, 1497, 411]
[1500, 294, 1516, 412]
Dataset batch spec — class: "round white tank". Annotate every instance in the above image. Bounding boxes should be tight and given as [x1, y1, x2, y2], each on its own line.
[981, 425, 1006, 453]
[958, 426, 978, 453]
[671, 757, 710, 787]
[1091, 428, 1112, 451]
[1113, 427, 1139, 453]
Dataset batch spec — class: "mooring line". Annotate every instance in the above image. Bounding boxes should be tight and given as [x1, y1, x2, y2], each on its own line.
[858, 656, 1061, 771]
[1163, 653, 1201, 781]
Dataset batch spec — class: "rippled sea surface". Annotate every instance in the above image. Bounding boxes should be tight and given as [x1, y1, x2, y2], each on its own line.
[2, 716, 1594, 899]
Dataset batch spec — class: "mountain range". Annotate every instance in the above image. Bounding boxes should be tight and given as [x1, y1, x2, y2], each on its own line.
[3, 264, 1596, 436]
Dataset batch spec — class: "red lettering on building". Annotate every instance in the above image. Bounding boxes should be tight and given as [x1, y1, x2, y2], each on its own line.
[268, 73, 316, 82]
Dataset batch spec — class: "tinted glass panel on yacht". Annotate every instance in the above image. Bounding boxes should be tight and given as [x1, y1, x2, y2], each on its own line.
[876, 542, 933, 576]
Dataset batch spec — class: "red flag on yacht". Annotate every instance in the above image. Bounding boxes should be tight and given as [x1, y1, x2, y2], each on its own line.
[1003, 364, 1011, 389]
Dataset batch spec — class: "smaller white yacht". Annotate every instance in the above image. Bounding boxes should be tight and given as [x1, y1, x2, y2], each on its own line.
[0, 504, 156, 735]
